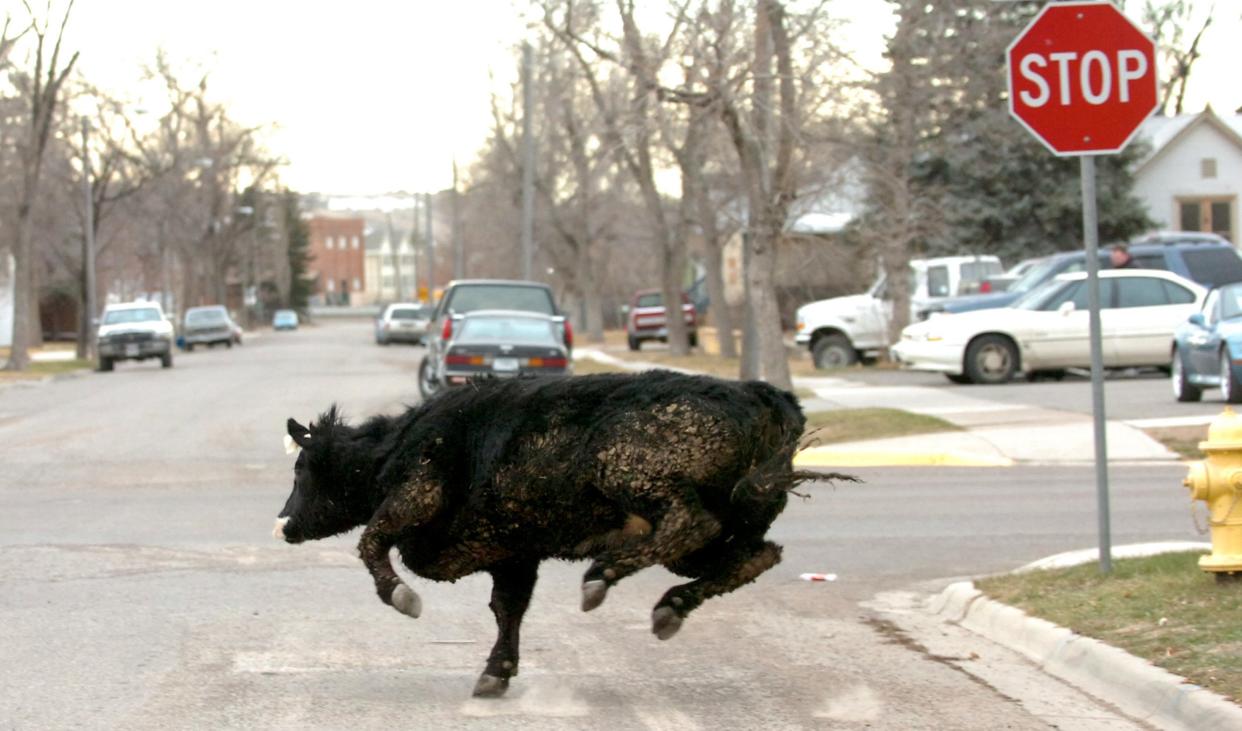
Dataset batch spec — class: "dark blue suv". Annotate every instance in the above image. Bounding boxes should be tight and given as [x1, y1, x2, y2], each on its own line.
[920, 232, 1242, 319]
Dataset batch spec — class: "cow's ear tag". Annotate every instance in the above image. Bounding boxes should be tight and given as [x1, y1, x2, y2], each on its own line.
[284, 434, 301, 455]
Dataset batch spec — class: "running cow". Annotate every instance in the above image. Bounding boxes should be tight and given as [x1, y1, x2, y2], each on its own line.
[272, 370, 839, 697]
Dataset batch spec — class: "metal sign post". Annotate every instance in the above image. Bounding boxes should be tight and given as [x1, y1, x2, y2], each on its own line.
[1080, 155, 1112, 573]
[1007, 1, 1159, 573]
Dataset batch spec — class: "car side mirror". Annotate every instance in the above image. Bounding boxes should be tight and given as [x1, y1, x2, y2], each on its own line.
[1188, 312, 1206, 328]
[1058, 301, 1076, 316]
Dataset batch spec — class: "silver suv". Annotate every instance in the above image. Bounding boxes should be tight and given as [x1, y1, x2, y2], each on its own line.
[97, 301, 175, 371]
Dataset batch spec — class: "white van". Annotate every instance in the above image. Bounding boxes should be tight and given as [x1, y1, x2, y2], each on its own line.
[795, 255, 1003, 369]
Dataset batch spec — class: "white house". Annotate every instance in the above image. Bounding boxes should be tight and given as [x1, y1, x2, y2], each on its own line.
[1132, 108, 1242, 243]
[362, 227, 418, 305]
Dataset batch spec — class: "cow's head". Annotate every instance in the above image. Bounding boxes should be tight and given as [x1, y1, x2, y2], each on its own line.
[274, 407, 373, 544]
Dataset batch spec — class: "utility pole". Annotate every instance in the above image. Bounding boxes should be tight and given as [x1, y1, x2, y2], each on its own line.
[82, 117, 97, 360]
[452, 160, 464, 279]
[520, 41, 536, 281]
[424, 192, 435, 298]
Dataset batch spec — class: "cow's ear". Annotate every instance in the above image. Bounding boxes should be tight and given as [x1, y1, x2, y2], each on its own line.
[287, 418, 313, 448]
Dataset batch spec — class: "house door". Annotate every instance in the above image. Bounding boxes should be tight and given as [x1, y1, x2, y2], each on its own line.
[1179, 197, 1235, 242]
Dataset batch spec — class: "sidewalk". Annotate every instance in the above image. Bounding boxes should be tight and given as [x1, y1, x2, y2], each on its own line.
[573, 349, 1182, 467]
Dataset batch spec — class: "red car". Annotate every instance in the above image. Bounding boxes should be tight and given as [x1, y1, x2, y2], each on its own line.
[626, 289, 697, 351]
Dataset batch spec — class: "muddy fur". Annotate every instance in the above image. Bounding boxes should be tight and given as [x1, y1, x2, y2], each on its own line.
[276, 370, 848, 698]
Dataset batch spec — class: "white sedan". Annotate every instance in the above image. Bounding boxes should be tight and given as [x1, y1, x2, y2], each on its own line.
[892, 269, 1206, 384]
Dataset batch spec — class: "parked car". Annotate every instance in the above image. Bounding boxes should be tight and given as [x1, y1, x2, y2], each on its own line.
[419, 279, 569, 399]
[626, 289, 697, 351]
[183, 305, 240, 350]
[375, 302, 434, 345]
[1172, 282, 1242, 403]
[920, 232, 1242, 319]
[436, 310, 572, 386]
[273, 310, 299, 330]
[96, 301, 175, 371]
[892, 270, 1205, 384]
[795, 255, 1004, 369]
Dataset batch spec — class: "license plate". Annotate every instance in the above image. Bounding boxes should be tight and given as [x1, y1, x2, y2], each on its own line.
[125, 344, 140, 357]
[493, 357, 519, 372]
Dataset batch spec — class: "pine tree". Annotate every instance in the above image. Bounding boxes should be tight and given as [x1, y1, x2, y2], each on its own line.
[283, 192, 312, 312]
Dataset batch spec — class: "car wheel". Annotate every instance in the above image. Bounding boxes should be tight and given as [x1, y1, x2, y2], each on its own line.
[161, 352, 173, 369]
[1221, 350, 1242, 404]
[1172, 349, 1202, 402]
[944, 373, 971, 384]
[418, 357, 441, 400]
[964, 335, 1017, 385]
[812, 334, 856, 370]
[627, 335, 641, 351]
[186, 343, 195, 352]
[98, 357, 113, 372]
[225, 340, 232, 349]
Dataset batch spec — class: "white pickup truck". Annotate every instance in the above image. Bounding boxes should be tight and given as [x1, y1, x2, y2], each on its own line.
[795, 255, 1003, 369]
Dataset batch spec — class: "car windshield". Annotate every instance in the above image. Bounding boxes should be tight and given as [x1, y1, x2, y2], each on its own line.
[274, 311, 296, 321]
[1220, 285, 1242, 321]
[1007, 258, 1059, 294]
[445, 285, 556, 316]
[103, 308, 161, 325]
[1012, 278, 1072, 310]
[636, 293, 662, 307]
[390, 307, 425, 320]
[457, 317, 557, 345]
[186, 309, 226, 323]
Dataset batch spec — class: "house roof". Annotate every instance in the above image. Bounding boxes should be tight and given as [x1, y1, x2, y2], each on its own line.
[1134, 107, 1242, 173]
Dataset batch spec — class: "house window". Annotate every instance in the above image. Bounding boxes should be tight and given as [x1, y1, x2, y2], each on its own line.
[352, 236, 360, 249]
[325, 236, 334, 250]
[1201, 158, 1217, 179]
[1179, 196, 1235, 242]
[353, 277, 361, 291]
[326, 278, 335, 292]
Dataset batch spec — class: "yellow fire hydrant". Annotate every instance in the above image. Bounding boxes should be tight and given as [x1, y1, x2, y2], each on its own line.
[1183, 407, 1242, 580]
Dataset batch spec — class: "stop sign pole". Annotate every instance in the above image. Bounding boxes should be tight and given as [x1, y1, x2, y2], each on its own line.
[1007, 1, 1159, 573]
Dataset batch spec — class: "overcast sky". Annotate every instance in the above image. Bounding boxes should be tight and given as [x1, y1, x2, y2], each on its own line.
[42, 0, 1242, 197]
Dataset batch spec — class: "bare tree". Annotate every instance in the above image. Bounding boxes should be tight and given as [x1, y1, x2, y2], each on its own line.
[546, 0, 696, 355]
[1142, 0, 1215, 115]
[4, 0, 77, 370]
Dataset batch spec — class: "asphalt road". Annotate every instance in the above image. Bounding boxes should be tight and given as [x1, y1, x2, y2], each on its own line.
[0, 320, 1202, 729]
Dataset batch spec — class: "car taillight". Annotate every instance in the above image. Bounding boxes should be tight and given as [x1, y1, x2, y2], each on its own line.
[445, 354, 484, 366]
[563, 320, 573, 348]
[441, 318, 453, 341]
[529, 357, 568, 368]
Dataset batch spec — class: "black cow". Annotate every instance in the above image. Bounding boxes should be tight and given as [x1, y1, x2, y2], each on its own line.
[273, 370, 844, 698]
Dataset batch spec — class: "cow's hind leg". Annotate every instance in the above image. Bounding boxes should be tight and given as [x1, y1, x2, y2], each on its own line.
[474, 559, 540, 699]
[581, 490, 720, 612]
[654, 538, 782, 640]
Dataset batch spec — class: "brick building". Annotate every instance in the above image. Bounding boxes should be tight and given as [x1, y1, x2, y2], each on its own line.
[307, 215, 366, 305]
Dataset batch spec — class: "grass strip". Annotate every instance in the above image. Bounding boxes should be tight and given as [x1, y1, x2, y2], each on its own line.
[977, 551, 1242, 703]
[0, 358, 93, 381]
[803, 408, 960, 445]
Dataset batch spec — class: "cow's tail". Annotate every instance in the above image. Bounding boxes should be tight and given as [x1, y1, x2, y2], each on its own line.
[731, 383, 858, 503]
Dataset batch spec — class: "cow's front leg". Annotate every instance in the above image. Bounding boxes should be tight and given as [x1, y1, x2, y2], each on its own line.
[474, 559, 540, 698]
[357, 480, 443, 618]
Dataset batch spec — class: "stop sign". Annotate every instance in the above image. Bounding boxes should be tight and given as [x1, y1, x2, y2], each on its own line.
[1007, 1, 1158, 156]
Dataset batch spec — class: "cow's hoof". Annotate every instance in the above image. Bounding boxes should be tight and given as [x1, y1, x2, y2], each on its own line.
[652, 606, 683, 640]
[581, 580, 608, 612]
[392, 584, 422, 618]
[472, 673, 510, 698]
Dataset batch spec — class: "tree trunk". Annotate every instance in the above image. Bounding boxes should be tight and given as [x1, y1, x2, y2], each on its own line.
[6, 207, 34, 370]
[748, 207, 792, 389]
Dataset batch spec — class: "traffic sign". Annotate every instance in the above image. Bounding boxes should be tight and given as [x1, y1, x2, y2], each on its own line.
[1007, 1, 1158, 156]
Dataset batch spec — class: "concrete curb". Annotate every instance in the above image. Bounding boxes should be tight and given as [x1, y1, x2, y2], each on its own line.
[933, 581, 1242, 731]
